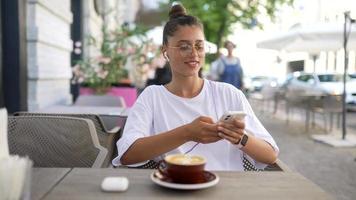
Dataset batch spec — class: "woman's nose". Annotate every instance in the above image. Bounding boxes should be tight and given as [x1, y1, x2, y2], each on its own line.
[189, 47, 199, 57]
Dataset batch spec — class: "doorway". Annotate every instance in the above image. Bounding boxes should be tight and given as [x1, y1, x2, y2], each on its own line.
[0, 0, 3, 107]
[1, 0, 27, 113]
[70, 0, 83, 102]
[287, 60, 304, 73]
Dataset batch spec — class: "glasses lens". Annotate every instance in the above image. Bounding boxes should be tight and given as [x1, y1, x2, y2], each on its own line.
[179, 45, 192, 57]
[179, 44, 206, 57]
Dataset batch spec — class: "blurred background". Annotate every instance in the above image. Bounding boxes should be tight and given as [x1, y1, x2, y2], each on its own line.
[1, 0, 355, 112]
[1, 1, 356, 199]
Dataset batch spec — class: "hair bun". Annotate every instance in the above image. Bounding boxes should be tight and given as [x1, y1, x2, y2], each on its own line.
[169, 4, 187, 20]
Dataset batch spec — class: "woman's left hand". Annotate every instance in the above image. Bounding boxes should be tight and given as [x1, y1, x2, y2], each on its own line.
[217, 118, 245, 144]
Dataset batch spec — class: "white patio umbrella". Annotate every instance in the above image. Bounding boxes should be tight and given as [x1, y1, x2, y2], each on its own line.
[257, 22, 356, 53]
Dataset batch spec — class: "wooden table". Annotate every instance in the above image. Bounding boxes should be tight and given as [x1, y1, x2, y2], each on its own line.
[31, 168, 71, 200]
[32, 168, 333, 200]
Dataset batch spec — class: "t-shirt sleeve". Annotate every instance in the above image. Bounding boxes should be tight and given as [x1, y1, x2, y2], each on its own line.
[112, 87, 154, 166]
[234, 88, 279, 169]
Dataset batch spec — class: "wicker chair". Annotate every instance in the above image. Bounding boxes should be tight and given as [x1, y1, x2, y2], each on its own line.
[249, 85, 278, 114]
[284, 89, 311, 130]
[74, 95, 126, 108]
[8, 116, 108, 168]
[310, 94, 343, 132]
[14, 112, 123, 167]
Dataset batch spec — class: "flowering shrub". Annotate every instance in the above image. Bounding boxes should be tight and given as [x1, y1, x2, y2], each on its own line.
[72, 24, 159, 93]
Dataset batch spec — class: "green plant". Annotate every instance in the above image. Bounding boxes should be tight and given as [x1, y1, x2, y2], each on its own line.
[72, 24, 158, 93]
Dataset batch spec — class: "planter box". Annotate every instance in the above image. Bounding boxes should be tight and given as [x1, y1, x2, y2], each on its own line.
[79, 87, 137, 107]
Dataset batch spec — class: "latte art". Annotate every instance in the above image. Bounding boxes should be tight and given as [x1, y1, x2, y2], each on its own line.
[165, 154, 205, 165]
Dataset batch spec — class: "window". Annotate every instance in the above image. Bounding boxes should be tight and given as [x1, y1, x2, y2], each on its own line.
[297, 75, 313, 82]
[318, 74, 344, 82]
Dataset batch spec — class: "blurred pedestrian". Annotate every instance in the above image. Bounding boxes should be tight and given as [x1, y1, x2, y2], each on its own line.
[216, 41, 244, 90]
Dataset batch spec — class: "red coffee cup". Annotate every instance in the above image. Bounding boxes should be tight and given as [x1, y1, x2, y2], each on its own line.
[159, 154, 206, 184]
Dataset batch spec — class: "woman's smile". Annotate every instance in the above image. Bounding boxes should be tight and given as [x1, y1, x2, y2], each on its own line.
[184, 60, 200, 68]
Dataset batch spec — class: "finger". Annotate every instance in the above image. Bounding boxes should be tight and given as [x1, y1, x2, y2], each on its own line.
[218, 132, 241, 144]
[218, 122, 241, 133]
[219, 120, 244, 130]
[199, 116, 214, 123]
[218, 125, 244, 138]
[232, 118, 245, 129]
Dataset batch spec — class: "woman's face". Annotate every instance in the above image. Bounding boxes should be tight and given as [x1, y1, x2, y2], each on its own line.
[226, 42, 234, 54]
[164, 25, 205, 78]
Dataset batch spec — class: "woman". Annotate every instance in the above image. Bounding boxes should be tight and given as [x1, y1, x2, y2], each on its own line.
[112, 4, 278, 171]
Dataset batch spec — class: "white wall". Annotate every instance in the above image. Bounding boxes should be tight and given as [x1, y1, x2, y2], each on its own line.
[82, 0, 140, 59]
[82, 0, 103, 59]
[27, 0, 73, 111]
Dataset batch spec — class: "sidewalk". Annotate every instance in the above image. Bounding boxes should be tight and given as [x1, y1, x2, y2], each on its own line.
[251, 100, 356, 200]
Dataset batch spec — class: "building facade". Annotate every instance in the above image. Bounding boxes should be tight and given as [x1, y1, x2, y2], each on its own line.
[0, 0, 140, 112]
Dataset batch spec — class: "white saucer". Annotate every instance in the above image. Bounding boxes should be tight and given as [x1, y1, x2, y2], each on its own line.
[150, 171, 219, 190]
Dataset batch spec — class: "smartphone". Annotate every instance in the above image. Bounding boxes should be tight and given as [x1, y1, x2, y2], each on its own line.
[219, 111, 246, 122]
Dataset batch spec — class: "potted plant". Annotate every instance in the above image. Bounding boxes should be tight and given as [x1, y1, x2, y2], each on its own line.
[72, 24, 159, 106]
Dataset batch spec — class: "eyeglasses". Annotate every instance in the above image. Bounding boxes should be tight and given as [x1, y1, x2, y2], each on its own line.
[168, 42, 210, 57]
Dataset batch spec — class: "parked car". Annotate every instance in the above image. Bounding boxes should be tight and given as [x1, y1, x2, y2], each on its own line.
[280, 72, 356, 106]
[245, 76, 277, 93]
[349, 73, 356, 80]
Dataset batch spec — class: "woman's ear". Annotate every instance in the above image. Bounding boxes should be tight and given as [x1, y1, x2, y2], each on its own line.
[161, 46, 169, 62]
[163, 51, 170, 62]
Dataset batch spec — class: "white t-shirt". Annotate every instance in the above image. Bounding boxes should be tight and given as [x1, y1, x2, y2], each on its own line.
[112, 79, 279, 171]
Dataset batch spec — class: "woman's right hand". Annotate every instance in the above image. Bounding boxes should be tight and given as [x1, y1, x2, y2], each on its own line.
[184, 116, 221, 144]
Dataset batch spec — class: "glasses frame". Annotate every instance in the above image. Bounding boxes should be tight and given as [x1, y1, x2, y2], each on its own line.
[167, 41, 210, 57]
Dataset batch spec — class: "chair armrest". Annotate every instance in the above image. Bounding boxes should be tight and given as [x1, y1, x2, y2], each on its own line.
[275, 159, 292, 172]
[106, 126, 121, 134]
[265, 159, 292, 172]
[81, 118, 109, 168]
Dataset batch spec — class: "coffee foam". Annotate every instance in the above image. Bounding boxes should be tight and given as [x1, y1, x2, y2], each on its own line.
[165, 154, 205, 165]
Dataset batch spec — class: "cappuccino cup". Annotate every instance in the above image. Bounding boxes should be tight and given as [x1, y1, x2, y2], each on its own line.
[159, 154, 206, 184]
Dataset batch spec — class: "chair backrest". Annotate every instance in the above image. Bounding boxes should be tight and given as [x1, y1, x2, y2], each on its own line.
[15, 112, 112, 145]
[310, 94, 343, 113]
[8, 116, 108, 168]
[14, 112, 123, 167]
[74, 95, 126, 108]
[322, 94, 343, 113]
[260, 85, 278, 100]
[285, 89, 313, 109]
